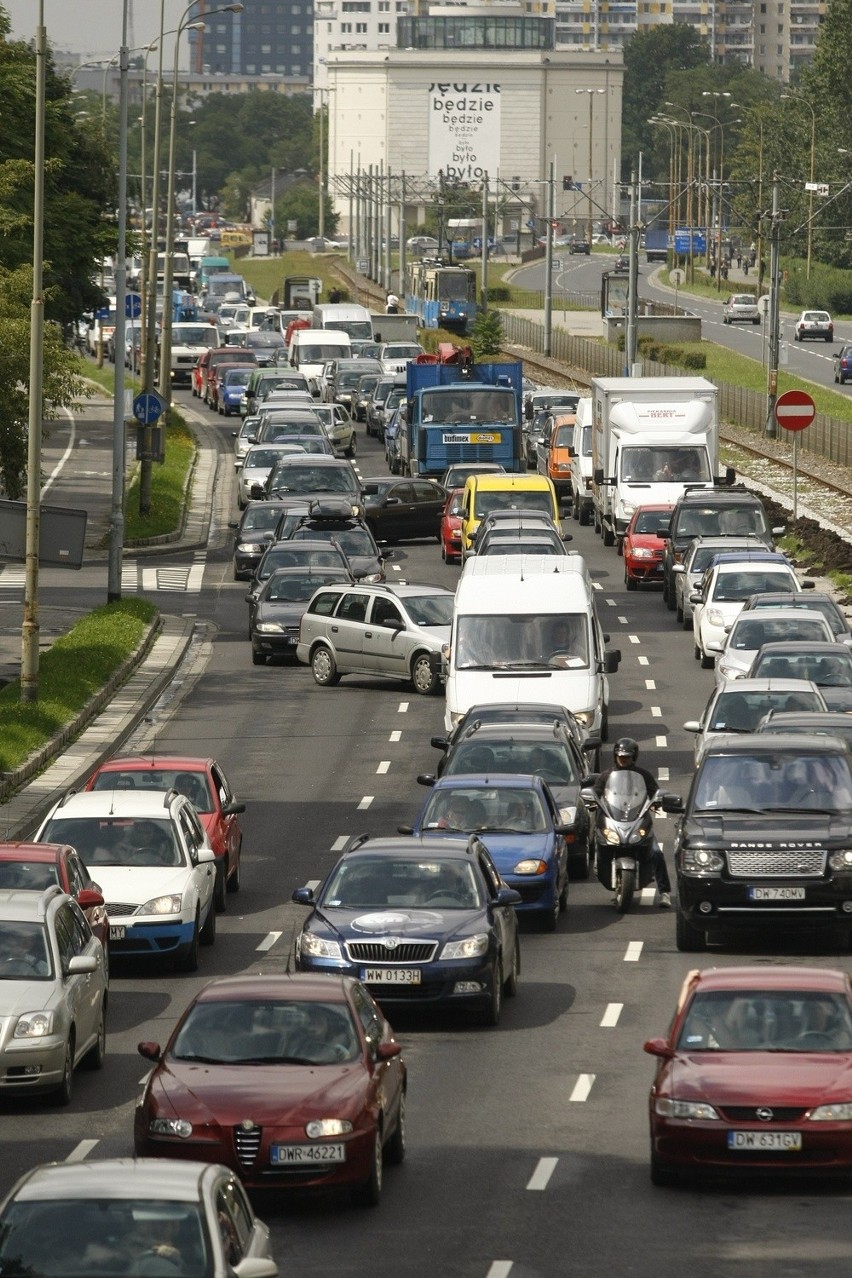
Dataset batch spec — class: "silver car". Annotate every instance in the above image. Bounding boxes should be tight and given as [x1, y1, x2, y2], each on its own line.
[297, 582, 454, 694]
[672, 535, 768, 628]
[312, 403, 357, 458]
[0, 885, 107, 1104]
[236, 443, 307, 510]
[722, 293, 760, 324]
[683, 677, 827, 766]
[713, 607, 835, 688]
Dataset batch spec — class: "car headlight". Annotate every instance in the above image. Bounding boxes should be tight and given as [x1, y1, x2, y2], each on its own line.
[513, 859, 547, 875]
[299, 932, 343, 960]
[716, 660, 743, 680]
[440, 933, 489, 959]
[621, 501, 636, 516]
[707, 608, 726, 627]
[255, 622, 285, 634]
[237, 543, 259, 553]
[631, 547, 655, 559]
[655, 1098, 719, 1120]
[362, 572, 384, 583]
[140, 894, 183, 915]
[809, 1102, 852, 1121]
[554, 462, 572, 474]
[558, 805, 577, 825]
[14, 1011, 54, 1039]
[828, 849, 852, 871]
[681, 847, 724, 874]
[306, 1119, 353, 1137]
[149, 1117, 193, 1138]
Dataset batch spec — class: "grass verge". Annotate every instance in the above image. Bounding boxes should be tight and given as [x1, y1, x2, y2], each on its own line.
[75, 356, 141, 396]
[0, 599, 157, 773]
[124, 412, 196, 543]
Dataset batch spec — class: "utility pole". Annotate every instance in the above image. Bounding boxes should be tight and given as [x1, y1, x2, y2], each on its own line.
[544, 160, 554, 357]
[480, 173, 489, 312]
[765, 172, 783, 438]
[107, 10, 129, 602]
[625, 169, 639, 375]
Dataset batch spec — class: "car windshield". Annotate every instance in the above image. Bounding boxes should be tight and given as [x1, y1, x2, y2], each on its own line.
[554, 425, 574, 448]
[244, 448, 292, 469]
[454, 613, 589, 670]
[90, 770, 213, 812]
[323, 856, 482, 909]
[0, 921, 52, 979]
[677, 506, 768, 539]
[270, 464, 358, 495]
[403, 595, 454, 627]
[241, 505, 288, 532]
[224, 369, 251, 387]
[0, 1198, 210, 1277]
[41, 817, 183, 867]
[422, 389, 515, 425]
[172, 997, 360, 1066]
[264, 572, 348, 602]
[422, 785, 548, 833]
[707, 689, 824, 733]
[293, 525, 374, 557]
[473, 491, 554, 519]
[446, 739, 580, 785]
[384, 345, 421, 359]
[260, 548, 345, 577]
[713, 570, 794, 601]
[620, 447, 709, 483]
[632, 509, 671, 535]
[693, 750, 852, 812]
[751, 651, 852, 686]
[175, 327, 216, 345]
[677, 989, 852, 1052]
[299, 345, 350, 362]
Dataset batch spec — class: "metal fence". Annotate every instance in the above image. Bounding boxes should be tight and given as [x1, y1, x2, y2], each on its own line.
[501, 311, 852, 470]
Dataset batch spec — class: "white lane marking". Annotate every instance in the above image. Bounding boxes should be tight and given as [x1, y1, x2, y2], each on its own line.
[639, 886, 656, 906]
[257, 931, 282, 952]
[398, 701, 409, 713]
[331, 837, 348, 851]
[600, 1003, 623, 1028]
[526, 1157, 558, 1191]
[187, 558, 206, 591]
[389, 730, 401, 742]
[651, 705, 662, 718]
[625, 941, 643, 962]
[655, 734, 667, 748]
[645, 679, 656, 690]
[66, 1139, 99, 1163]
[377, 760, 390, 774]
[487, 1265, 513, 1278]
[628, 634, 640, 644]
[570, 1073, 596, 1102]
[658, 767, 670, 781]
[638, 655, 649, 666]
[392, 563, 402, 572]
[121, 562, 138, 592]
[358, 795, 374, 809]
[41, 408, 76, 497]
[617, 614, 628, 623]
[306, 880, 321, 890]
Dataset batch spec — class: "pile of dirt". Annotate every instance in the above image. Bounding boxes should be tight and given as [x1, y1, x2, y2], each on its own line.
[761, 494, 852, 602]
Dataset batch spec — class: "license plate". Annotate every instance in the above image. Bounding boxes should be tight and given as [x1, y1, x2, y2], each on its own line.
[109, 925, 126, 940]
[748, 887, 806, 901]
[363, 968, 421, 984]
[727, 1131, 802, 1152]
[270, 1143, 345, 1165]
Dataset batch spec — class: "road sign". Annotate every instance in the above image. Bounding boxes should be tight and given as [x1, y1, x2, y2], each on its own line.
[95, 306, 110, 319]
[125, 292, 142, 319]
[774, 389, 816, 433]
[132, 390, 167, 426]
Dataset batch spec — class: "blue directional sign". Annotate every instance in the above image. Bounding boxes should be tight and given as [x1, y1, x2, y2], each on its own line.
[125, 292, 142, 319]
[95, 306, 110, 319]
[132, 391, 167, 425]
[674, 228, 707, 255]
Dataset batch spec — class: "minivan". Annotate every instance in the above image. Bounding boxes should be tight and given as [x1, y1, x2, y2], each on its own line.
[460, 473, 559, 552]
[288, 328, 352, 395]
[443, 554, 621, 741]
[311, 303, 373, 343]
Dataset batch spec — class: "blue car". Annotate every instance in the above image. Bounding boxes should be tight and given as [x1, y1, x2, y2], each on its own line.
[292, 834, 521, 1026]
[219, 367, 253, 417]
[410, 774, 570, 931]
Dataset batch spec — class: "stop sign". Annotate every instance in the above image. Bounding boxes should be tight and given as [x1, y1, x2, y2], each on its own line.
[775, 389, 816, 432]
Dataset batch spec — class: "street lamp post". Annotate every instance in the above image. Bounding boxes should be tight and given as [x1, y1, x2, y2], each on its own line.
[107, 1, 131, 603]
[781, 90, 816, 280]
[575, 88, 605, 244]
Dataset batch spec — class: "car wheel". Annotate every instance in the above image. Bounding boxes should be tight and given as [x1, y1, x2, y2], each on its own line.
[483, 958, 503, 1026]
[665, 579, 676, 612]
[311, 645, 340, 686]
[227, 846, 241, 894]
[694, 643, 701, 661]
[578, 502, 591, 527]
[650, 1149, 677, 1187]
[251, 648, 266, 666]
[503, 941, 520, 997]
[351, 1129, 383, 1207]
[411, 651, 439, 696]
[346, 435, 357, 458]
[200, 899, 216, 946]
[625, 568, 637, 591]
[85, 1001, 107, 1070]
[826, 334, 833, 343]
[593, 507, 602, 535]
[214, 863, 227, 911]
[54, 1034, 75, 1106]
[541, 886, 560, 932]
[795, 331, 802, 341]
[385, 1092, 406, 1165]
[441, 543, 447, 562]
[676, 909, 706, 952]
[676, 601, 683, 623]
[616, 538, 623, 557]
[700, 650, 714, 670]
[177, 911, 200, 972]
[753, 317, 760, 325]
[569, 843, 591, 881]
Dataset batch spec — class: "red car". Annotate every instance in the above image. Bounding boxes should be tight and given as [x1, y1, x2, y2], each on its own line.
[192, 347, 256, 403]
[85, 755, 244, 911]
[645, 965, 852, 1185]
[440, 487, 464, 563]
[0, 841, 109, 961]
[622, 503, 673, 590]
[134, 973, 406, 1206]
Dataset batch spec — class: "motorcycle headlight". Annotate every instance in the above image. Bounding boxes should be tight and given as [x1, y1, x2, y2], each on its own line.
[140, 894, 183, 915]
[441, 933, 488, 959]
[602, 825, 620, 846]
[655, 1098, 719, 1120]
[682, 847, 724, 874]
[299, 933, 343, 960]
[14, 1011, 54, 1039]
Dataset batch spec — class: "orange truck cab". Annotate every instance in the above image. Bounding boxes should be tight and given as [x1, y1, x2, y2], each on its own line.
[537, 410, 576, 504]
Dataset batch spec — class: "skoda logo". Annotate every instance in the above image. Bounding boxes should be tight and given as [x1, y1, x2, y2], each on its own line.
[383, 937, 399, 950]
[756, 1107, 773, 1122]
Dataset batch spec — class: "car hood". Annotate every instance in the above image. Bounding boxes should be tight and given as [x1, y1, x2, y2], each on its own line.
[820, 687, 852, 712]
[90, 866, 195, 902]
[0, 980, 57, 1011]
[684, 812, 852, 840]
[349, 555, 383, 579]
[255, 601, 308, 625]
[628, 533, 665, 552]
[662, 1052, 852, 1106]
[313, 906, 486, 942]
[152, 1058, 371, 1125]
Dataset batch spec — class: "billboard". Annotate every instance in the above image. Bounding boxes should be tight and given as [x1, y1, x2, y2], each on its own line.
[428, 81, 501, 182]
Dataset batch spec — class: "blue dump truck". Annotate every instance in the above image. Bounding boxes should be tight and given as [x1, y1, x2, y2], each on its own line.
[399, 346, 525, 479]
[643, 226, 669, 264]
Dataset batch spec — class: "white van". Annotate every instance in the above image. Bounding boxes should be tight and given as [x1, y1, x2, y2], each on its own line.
[443, 554, 621, 738]
[569, 396, 594, 525]
[311, 303, 373, 343]
[288, 328, 352, 395]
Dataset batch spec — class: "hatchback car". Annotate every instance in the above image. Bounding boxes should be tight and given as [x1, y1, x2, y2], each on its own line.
[237, 444, 307, 511]
[440, 462, 506, 491]
[569, 239, 591, 255]
[362, 476, 447, 544]
[0, 1158, 278, 1277]
[250, 538, 352, 600]
[757, 709, 852, 750]
[37, 790, 217, 972]
[217, 366, 252, 416]
[795, 309, 833, 341]
[0, 886, 107, 1103]
[834, 344, 852, 384]
[311, 402, 357, 458]
[247, 565, 352, 665]
[263, 455, 362, 508]
[691, 553, 807, 668]
[713, 609, 835, 687]
[747, 641, 852, 711]
[622, 504, 674, 590]
[673, 536, 769, 628]
[84, 755, 246, 910]
[229, 500, 301, 581]
[722, 293, 761, 324]
[293, 834, 521, 1025]
[683, 677, 828, 765]
[297, 581, 453, 694]
[645, 966, 852, 1185]
[134, 973, 405, 1206]
[440, 487, 464, 563]
[0, 842, 108, 961]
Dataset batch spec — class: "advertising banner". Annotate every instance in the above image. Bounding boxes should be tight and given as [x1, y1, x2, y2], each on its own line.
[428, 81, 501, 182]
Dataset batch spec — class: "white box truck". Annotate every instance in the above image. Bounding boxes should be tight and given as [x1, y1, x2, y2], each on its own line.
[590, 376, 731, 547]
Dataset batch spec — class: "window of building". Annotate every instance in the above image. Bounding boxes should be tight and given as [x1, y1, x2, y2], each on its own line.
[378, 21, 390, 30]
[341, 21, 352, 31]
[356, 21, 367, 30]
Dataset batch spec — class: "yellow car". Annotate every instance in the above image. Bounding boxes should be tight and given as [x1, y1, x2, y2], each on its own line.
[460, 473, 560, 552]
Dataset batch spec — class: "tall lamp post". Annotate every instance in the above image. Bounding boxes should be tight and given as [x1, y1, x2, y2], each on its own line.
[107, 2, 131, 602]
[575, 88, 605, 244]
[781, 90, 816, 279]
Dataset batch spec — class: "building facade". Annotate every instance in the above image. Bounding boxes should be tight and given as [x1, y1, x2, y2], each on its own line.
[187, 0, 314, 81]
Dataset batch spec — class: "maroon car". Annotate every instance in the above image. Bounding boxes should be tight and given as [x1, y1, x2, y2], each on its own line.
[622, 503, 673, 590]
[134, 973, 406, 1206]
[85, 755, 245, 911]
[645, 965, 852, 1185]
[0, 841, 109, 962]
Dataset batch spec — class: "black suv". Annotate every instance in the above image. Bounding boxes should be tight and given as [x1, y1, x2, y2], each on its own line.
[660, 487, 779, 612]
[671, 733, 852, 952]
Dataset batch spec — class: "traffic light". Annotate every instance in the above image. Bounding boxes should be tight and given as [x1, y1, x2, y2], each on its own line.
[563, 175, 574, 191]
[511, 176, 521, 191]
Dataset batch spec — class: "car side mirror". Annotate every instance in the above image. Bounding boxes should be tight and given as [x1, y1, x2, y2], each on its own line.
[397, 825, 414, 835]
[801, 580, 815, 589]
[494, 886, 522, 907]
[431, 735, 449, 750]
[384, 617, 404, 630]
[643, 1037, 674, 1060]
[376, 1041, 403, 1060]
[292, 886, 314, 904]
[417, 773, 436, 786]
[222, 802, 246, 816]
[660, 792, 683, 813]
[76, 888, 104, 910]
[581, 736, 601, 754]
[137, 1041, 162, 1062]
[603, 650, 621, 673]
[683, 720, 700, 733]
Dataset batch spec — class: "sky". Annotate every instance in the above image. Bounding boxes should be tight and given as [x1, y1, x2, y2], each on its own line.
[3, 1, 193, 67]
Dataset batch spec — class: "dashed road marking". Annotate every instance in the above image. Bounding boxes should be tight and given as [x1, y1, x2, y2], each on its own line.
[645, 679, 656, 690]
[331, 836, 348, 851]
[639, 886, 657, 906]
[651, 705, 662, 717]
[658, 767, 670, 781]
[600, 1003, 623, 1028]
[526, 1157, 558, 1190]
[625, 941, 643, 961]
[377, 760, 390, 774]
[628, 634, 640, 644]
[398, 701, 409, 713]
[570, 1073, 596, 1102]
[257, 931, 282, 952]
[66, 1140, 99, 1162]
[617, 614, 628, 623]
[358, 795, 374, 809]
[655, 734, 667, 748]
[487, 1265, 513, 1278]
[638, 655, 649, 666]
[389, 730, 401, 742]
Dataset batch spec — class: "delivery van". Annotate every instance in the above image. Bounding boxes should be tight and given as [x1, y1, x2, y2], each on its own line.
[460, 473, 559, 552]
[288, 328, 352, 395]
[311, 303, 373, 343]
[443, 554, 621, 742]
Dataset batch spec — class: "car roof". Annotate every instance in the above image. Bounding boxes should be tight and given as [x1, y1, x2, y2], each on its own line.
[745, 591, 845, 613]
[753, 641, 846, 655]
[431, 774, 545, 793]
[10, 1159, 220, 1203]
[272, 455, 354, 468]
[677, 487, 763, 507]
[687, 965, 847, 995]
[710, 552, 788, 567]
[0, 842, 70, 862]
[91, 756, 214, 772]
[341, 834, 474, 860]
[760, 711, 852, 731]
[703, 731, 846, 756]
[729, 607, 829, 625]
[46, 789, 182, 818]
[454, 722, 575, 746]
[713, 677, 821, 694]
[192, 972, 356, 1003]
[0, 887, 65, 921]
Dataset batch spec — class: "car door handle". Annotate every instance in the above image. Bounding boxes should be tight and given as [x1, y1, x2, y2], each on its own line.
[365, 631, 374, 638]
[331, 625, 338, 632]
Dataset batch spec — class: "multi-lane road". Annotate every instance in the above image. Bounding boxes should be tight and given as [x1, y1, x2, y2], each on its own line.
[2, 382, 850, 1277]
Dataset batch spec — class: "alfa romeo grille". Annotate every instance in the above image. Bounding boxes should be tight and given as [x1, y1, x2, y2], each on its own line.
[727, 849, 826, 877]
[346, 940, 437, 963]
[234, 1126, 262, 1168]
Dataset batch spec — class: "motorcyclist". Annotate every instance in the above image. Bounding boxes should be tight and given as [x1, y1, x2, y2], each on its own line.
[592, 738, 672, 908]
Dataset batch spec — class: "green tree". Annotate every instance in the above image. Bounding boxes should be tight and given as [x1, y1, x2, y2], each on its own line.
[621, 24, 710, 177]
[470, 307, 503, 358]
[274, 185, 338, 240]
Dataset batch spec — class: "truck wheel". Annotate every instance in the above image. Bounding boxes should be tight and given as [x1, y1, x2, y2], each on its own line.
[593, 508, 602, 535]
[578, 503, 591, 527]
[602, 525, 615, 547]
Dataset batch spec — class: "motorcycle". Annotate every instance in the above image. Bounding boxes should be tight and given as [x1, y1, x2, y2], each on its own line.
[580, 771, 677, 914]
